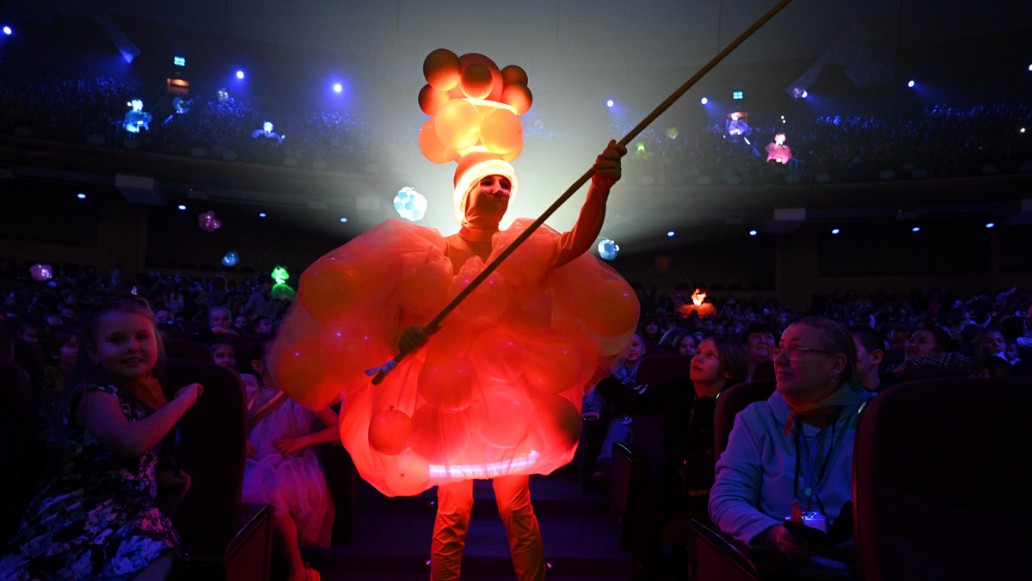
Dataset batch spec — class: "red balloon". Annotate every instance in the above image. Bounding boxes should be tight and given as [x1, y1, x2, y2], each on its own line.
[500, 64, 529, 87]
[418, 352, 476, 411]
[379, 449, 432, 497]
[269, 337, 348, 409]
[434, 99, 480, 151]
[418, 119, 457, 164]
[418, 84, 451, 116]
[528, 392, 582, 456]
[460, 63, 494, 100]
[423, 48, 461, 90]
[480, 108, 523, 156]
[297, 255, 373, 322]
[409, 405, 471, 465]
[523, 330, 588, 394]
[469, 385, 532, 449]
[369, 406, 413, 455]
[458, 53, 503, 101]
[501, 83, 533, 115]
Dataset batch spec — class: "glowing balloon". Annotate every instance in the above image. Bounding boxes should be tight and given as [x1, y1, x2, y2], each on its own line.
[221, 250, 240, 267]
[409, 405, 471, 465]
[297, 255, 375, 322]
[418, 351, 476, 412]
[434, 99, 480, 151]
[423, 48, 461, 90]
[460, 63, 494, 100]
[528, 392, 582, 454]
[501, 83, 533, 115]
[397, 249, 451, 318]
[393, 187, 428, 222]
[469, 386, 532, 449]
[418, 119, 457, 164]
[479, 108, 522, 156]
[270, 337, 349, 409]
[380, 450, 432, 497]
[418, 84, 450, 116]
[29, 263, 53, 282]
[198, 210, 221, 233]
[523, 331, 589, 394]
[500, 64, 529, 86]
[598, 239, 619, 260]
[458, 53, 503, 101]
[369, 406, 413, 455]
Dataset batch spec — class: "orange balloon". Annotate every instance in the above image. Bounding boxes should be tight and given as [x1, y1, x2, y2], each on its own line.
[418, 119, 458, 164]
[501, 83, 533, 115]
[369, 406, 413, 455]
[270, 337, 349, 409]
[469, 386, 532, 449]
[418, 84, 451, 116]
[397, 249, 451, 317]
[423, 48, 461, 90]
[468, 327, 527, 383]
[502, 140, 524, 162]
[528, 392, 582, 455]
[409, 405, 471, 465]
[449, 266, 510, 325]
[297, 254, 378, 322]
[523, 330, 588, 394]
[418, 352, 476, 411]
[480, 108, 523, 156]
[459, 53, 503, 101]
[380, 449, 432, 497]
[460, 63, 493, 100]
[500, 64, 529, 86]
[569, 278, 640, 338]
[434, 99, 480, 151]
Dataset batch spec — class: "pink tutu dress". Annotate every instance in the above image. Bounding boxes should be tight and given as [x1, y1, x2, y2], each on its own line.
[241, 374, 335, 546]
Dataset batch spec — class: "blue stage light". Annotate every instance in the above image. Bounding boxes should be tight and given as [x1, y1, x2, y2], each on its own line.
[666, 230, 675, 238]
[236, 70, 245, 80]
[700, 97, 708, 105]
[173, 56, 186, 67]
[732, 90, 744, 100]
[749, 230, 758, 236]
[907, 80, 915, 88]
[606, 99, 615, 108]
[333, 82, 343, 93]
[2, 25, 12, 35]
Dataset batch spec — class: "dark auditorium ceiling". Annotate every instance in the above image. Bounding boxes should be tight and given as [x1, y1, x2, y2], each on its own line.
[3, 0, 1032, 253]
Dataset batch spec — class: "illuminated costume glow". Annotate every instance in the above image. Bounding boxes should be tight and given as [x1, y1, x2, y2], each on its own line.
[268, 49, 637, 579]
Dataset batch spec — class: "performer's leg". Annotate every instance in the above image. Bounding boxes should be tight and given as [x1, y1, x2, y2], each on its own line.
[493, 475, 545, 581]
[431, 480, 474, 581]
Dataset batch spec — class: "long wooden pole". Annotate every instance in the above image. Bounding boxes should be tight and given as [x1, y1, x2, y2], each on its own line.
[370, 0, 793, 383]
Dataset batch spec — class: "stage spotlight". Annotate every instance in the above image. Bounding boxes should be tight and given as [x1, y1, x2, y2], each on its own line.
[258, 211, 268, 218]
[700, 97, 708, 105]
[749, 229, 758, 236]
[606, 99, 615, 108]
[831, 228, 840, 235]
[666, 230, 675, 238]
[986, 222, 995, 229]
[339, 217, 349, 223]
[236, 70, 245, 80]
[76, 192, 87, 200]
[2, 25, 12, 35]
[907, 80, 916, 88]
[789, 87, 808, 99]
[911, 226, 921, 233]
[177, 204, 187, 211]
[333, 82, 343, 93]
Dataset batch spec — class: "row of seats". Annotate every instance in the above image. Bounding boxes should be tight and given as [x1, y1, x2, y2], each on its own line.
[605, 353, 1032, 580]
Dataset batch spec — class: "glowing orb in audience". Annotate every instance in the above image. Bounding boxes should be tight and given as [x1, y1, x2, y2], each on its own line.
[29, 263, 53, 282]
[394, 187, 428, 221]
[271, 266, 290, 285]
[198, 210, 221, 232]
[598, 239, 619, 260]
[221, 251, 240, 267]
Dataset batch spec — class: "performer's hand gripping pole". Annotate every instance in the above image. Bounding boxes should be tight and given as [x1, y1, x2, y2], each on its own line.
[369, 0, 792, 384]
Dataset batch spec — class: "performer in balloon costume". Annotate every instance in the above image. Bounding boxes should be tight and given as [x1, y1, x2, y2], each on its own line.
[268, 48, 639, 580]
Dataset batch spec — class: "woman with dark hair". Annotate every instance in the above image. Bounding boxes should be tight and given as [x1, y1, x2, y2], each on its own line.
[892, 324, 971, 379]
[710, 317, 874, 575]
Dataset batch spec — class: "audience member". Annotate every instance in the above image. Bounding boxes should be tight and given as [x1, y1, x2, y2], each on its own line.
[740, 322, 777, 381]
[586, 332, 647, 491]
[710, 317, 874, 576]
[0, 299, 203, 579]
[241, 338, 338, 581]
[849, 325, 887, 391]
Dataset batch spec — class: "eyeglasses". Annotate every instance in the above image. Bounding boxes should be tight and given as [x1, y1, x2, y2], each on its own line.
[771, 344, 838, 359]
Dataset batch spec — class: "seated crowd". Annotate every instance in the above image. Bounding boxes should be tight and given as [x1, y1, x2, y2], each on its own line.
[1, 72, 1030, 186]
[2, 263, 1031, 579]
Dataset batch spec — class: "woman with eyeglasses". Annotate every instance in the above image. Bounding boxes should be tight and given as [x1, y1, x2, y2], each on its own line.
[708, 316, 874, 573]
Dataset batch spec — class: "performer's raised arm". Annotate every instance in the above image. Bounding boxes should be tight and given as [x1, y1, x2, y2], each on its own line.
[554, 140, 628, 267]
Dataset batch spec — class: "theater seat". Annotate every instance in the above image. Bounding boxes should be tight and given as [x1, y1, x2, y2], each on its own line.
[166, 358, 273, 581]
[853, 377, 1032, 581]
[0, 360, 34, 545]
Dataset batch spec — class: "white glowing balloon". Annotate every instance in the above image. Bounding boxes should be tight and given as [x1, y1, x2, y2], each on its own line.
[394, 187, 428, 222]
[598, 239, 619, 260]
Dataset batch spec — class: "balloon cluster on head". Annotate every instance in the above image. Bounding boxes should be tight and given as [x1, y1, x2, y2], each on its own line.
[417, 48, 532, 165]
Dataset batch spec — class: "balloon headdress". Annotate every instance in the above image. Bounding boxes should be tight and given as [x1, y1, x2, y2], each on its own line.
[417, 48, 533, 222]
